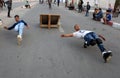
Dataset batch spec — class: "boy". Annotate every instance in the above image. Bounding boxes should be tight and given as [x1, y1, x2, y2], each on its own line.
[103, 10, 112, 25]
[61, 24, 112, 63]
[4, 15, 30, 45]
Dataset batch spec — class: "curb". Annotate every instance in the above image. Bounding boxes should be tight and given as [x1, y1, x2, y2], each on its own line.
[101, 19, 120, 29]
[112, 22, 120, 29]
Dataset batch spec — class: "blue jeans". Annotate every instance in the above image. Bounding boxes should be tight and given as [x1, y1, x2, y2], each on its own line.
[14, 22, 24, 36]
[84, 32, 106, 53]
[85, 10, 89, 16]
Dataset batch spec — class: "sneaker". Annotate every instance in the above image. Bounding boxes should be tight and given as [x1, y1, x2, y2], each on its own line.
[83, 41, 88, 48]
[102, 52, 112, 63]
[17, 35, 22, 45]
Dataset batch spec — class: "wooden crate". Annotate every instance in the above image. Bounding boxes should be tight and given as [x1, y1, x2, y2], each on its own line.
[40, 14, 60, 29]
[40, 14, 50, 28]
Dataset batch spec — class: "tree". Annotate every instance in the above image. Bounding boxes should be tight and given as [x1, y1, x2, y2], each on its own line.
[0, 0, 3, 8]
[113, 0, 120, 17]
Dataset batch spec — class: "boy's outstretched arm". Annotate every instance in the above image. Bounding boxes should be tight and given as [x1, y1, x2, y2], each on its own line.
[61, 33, 74, 37]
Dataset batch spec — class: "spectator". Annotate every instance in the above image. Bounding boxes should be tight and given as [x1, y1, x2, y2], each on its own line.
[68, 2, 74, 10]
[85, 2, 91, 16]
[65, 0, 68, 7]
[25, 1, 31, 8]
[39, 0, 44, 4]
[57, 0, 60, 7]
[108, 3, 113, 13]
[48, 0, 52, 9]
[93, 8, 98, 20]
[6, 0, 12, 17]
[93, 8, 103, 21]
[103, 10, 112, 25]
[78, 0, 83, 13]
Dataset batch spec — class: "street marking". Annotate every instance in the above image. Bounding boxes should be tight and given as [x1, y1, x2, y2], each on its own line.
[59, 25, 64, 33]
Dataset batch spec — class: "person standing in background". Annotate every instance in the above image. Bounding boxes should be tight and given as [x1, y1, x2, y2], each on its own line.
[6, 0, 12, 17]
[108, 3, 113, 13]
[48, 0, 52, 9]
[85, 2, 91, 16]
[78, 0, 83, 13]
[57, 0, 60, 7]
[65, 0, 68, 7]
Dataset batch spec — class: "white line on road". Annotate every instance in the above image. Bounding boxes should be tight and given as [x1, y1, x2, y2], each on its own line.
[59, 25, 64, 33]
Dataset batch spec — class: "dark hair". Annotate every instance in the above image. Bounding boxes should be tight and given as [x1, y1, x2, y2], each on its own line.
[99, 8, 102, 10]
[106, 10, 111, 12]
[14, 15, 19, 18]
[95, 8, 98, 10]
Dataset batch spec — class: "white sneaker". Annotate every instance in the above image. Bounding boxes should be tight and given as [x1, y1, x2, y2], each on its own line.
[17, 35, 22, 45]
[102, 51, 112, 63]
[107, 50, 112, 53]
[102, 51, 107, 56]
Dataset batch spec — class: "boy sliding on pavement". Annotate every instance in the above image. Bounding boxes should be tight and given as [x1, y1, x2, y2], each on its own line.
[4, 15, 30, 45]
[61, 24, 112, 63]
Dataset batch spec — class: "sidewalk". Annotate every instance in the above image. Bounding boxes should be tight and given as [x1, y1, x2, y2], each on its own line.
[62, 4, 120, 29]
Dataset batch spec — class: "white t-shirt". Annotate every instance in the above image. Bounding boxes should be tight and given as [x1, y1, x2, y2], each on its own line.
[73, 30, 93, 38]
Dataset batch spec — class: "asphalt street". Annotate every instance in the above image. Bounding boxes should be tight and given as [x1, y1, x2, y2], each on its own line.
[0, 1, 120, 78]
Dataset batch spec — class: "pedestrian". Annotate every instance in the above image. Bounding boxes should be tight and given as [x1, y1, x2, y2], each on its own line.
[48, 0, 52, 9]
[57, 0, 60, 7]
[39, 0, 41, 4]
[4, 15, 30, 45]
[78, 0, 83, 13]
[54, 0, 56, 4]
[85, 2, 90, 16]
[39, 0, 44, 4]
[65, 0, 68, 7]
[25, 0, 31, 8]
[6, 0, 12, 17]
[108, 3, 113, 13]
[103, 10, 112, 25]
[61, 24, 112, 63]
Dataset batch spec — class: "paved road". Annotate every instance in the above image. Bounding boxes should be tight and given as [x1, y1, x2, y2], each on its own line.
[0, 1, 120, 78]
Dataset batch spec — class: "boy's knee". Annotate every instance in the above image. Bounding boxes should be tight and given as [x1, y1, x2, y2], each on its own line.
[96, 38, 102, 44]
[90, 39, 96, 46]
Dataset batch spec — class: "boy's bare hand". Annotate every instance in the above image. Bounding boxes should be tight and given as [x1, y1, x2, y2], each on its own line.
[61, 34, 65, 37]
[4, 26, 8, 30]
